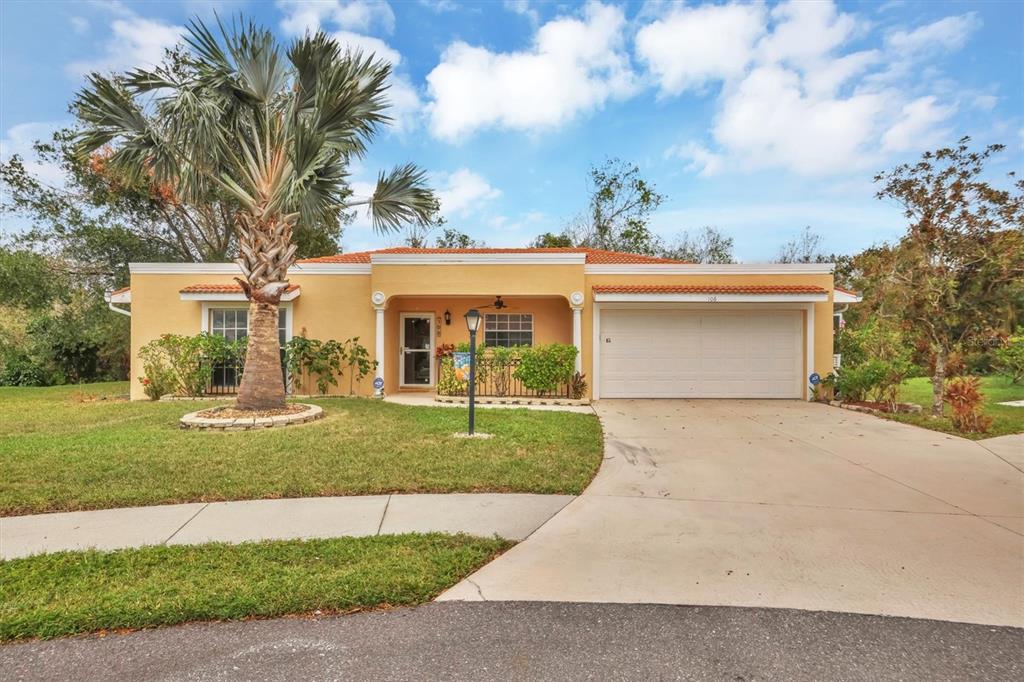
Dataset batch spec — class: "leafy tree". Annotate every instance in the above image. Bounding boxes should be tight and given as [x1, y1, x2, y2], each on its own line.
[435, 227, 484, 249]
[73, 19, 436, 410]
[564, 158, 665, 255]
[2, 131, 346, 290]
[873, 137, 1023, 415]
[663, 227, 734, 263]
[530, 232, 574, 248]
[0, 248, 68, 308]
[776, 226, 827, 264]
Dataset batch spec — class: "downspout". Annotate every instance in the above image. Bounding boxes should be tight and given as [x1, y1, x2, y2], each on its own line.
[104, 293, 132, 317]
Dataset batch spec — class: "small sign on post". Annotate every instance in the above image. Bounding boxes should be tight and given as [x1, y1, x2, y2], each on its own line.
[809, 372, 822, 386]
[373, 376, 384, 390]
[452, 352, 472, 382]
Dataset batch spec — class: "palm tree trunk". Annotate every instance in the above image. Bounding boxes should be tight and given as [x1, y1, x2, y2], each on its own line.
[931, 347, 946, 417]
[236, 300, 285, 410]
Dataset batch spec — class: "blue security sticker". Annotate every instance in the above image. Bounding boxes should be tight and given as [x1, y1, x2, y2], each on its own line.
[809, 372, 821, 385]
[373, 377, 385, 390]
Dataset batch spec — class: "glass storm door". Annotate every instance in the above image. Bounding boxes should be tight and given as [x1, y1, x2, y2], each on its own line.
[400, 314, 433, 386]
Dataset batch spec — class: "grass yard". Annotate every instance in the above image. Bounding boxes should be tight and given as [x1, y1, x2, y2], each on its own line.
[886, 375, 1024, 439]
[0, 383, 603, 516]
[0, 533, 510, 641]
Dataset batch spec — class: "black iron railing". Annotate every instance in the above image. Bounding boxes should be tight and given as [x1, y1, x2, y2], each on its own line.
[439, 356, 571, 399]
[201, 349, 286, 396]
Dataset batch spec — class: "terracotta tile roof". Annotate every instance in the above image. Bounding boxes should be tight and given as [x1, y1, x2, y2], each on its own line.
[110, 286, 131, 296]
[834, 285, 860, 296]
[179, 284, 300, 294]
[298, 247, 685, 264]
[593, 285, 828, 295]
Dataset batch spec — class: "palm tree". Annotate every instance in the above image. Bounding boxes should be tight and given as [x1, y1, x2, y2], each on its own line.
[74, 19, 436, 410]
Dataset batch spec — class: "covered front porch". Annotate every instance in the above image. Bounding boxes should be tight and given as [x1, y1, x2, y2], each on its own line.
[372, 294, 584, 397]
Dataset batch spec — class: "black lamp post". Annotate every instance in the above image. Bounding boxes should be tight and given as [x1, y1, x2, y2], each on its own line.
[464, 308, 482, 435]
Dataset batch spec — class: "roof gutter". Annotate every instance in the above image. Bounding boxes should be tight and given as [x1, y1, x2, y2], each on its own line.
[104, 292, 132, 317]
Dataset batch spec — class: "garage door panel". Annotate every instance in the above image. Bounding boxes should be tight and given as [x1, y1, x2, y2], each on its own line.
[599, 309, 803, 399]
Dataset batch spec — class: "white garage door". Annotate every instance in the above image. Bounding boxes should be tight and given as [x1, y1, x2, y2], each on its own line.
[599, 309, 803, 399]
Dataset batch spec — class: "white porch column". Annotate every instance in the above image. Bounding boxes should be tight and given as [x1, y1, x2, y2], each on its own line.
[372, 291, 386, 397]
[570, 291, 584, 374]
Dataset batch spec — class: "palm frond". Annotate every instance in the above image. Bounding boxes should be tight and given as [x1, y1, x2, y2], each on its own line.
[364, 164, 437, 233]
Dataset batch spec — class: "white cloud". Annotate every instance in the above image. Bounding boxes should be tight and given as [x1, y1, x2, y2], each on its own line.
[67, 15, 183, 77]
[384, 74, 423, 133]
[713, 65, 886, 175]
[0, 121, 69, 189]
[504, 0, 539, 25]
[758, 0, 861, 68]
[667, 142, 725, 177]
[881, 96, 956, 152]
[886, 13, 981, 55]
[435, 169, 501, 216]
[70, 16, 90, 34]
[636, 3, 766, 96]
[331, 30, 402, 65]
[420, 0, 457, 12]
[639, 0, 977, 177]
[426, 1, 635, 140]
[277, 0, 395, 36]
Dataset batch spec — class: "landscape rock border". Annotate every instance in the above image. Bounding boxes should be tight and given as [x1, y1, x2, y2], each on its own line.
[436, 396, 589, 407]
[180, 404, 324, 431]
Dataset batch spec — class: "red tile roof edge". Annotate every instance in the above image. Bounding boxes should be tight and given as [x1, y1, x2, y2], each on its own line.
[179, 284, 300, 294]
[109, 286, 131, 295]
[592, 285, 828, 294]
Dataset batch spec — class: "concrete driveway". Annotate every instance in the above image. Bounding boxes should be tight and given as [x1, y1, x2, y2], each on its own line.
[440, 400, 1024, 626]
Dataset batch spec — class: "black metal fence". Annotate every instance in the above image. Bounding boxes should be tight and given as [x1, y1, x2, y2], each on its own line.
[442, 356, 572, 399]
[201, 350, 286, 395]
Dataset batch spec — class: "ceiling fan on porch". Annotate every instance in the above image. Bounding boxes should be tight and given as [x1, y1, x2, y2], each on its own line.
[478, 295, 512, 310]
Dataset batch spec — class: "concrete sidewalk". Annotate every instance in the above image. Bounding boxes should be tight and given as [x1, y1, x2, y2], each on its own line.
[0, 494, 573, 559]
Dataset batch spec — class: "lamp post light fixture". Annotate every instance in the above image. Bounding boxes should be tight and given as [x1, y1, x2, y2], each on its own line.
[444, 309, 452, 326]
[464, 308, 482, 435]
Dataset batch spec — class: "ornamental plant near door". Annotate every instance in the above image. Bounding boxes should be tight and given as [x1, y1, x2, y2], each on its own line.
[73, 19, 435, 411]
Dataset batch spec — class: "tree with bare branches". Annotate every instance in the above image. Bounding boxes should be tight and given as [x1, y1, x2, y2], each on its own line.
[873, 137, 1023, 416]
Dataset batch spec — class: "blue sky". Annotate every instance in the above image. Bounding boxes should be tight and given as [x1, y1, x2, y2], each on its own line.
[1, 0, 1021, 261]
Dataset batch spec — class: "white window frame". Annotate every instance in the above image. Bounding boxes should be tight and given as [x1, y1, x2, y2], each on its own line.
[484, 312, 534, 348]
[201, 302, 294, 346]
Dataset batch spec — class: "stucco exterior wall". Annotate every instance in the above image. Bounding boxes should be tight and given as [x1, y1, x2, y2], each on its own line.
[128, 261, 835, 402]
[129, 271, 374, 399]
[382, 295, 573, 394]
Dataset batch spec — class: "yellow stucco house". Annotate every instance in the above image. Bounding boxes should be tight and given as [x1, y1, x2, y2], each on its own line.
[112, 247, 850, 402]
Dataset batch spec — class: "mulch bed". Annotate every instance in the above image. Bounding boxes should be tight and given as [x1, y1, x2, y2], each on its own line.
[841, 400, 921, 414]
[196, 404, 308, 419]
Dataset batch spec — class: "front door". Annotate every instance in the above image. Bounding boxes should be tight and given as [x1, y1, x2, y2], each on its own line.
[400, 314, 434, 386]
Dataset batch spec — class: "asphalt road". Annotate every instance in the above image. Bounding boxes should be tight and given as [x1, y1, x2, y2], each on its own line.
[3, 603, 1021, 681]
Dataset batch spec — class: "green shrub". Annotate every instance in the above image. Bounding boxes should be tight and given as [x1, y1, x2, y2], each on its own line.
[284, 335, 377, 395]
[0, 350, 48, 386]
[836, 317, 915, 407]
[994, 330, 1024, 384]
[514, 344, 577, 395]
[138, 333, 244, 398]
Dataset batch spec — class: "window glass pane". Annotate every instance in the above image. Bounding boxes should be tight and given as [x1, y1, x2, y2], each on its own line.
[212, 309, 224, 328]
[236, 310, 247, 329]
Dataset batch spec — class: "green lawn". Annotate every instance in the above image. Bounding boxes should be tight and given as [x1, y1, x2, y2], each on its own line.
[886, 375, 1024, 439]
[0, 382, 603, 516]
[0, 533, 510, 641]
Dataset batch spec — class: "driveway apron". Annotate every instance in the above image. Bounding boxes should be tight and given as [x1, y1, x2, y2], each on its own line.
[439, 400, 1024, 627]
